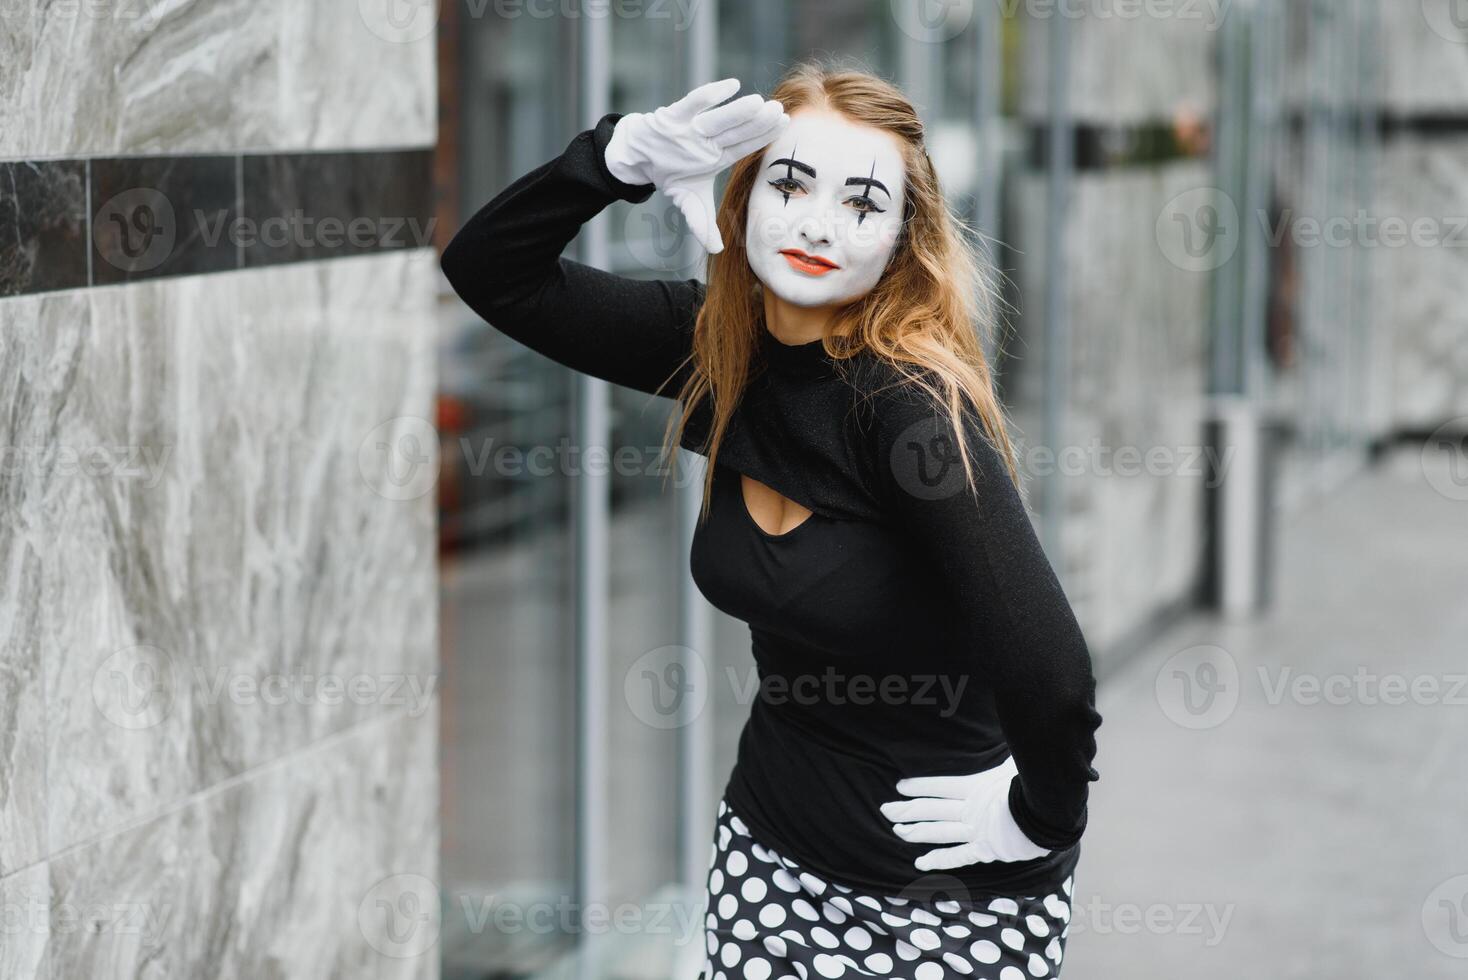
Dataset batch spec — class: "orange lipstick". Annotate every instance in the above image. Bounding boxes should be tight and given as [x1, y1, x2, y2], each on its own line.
[779, 248, 840, 276]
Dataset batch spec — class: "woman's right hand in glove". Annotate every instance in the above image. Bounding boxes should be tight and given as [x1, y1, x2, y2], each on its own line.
[603, 77, 789, 255]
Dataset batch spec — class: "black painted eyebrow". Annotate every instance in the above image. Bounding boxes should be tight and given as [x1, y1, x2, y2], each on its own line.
[845, 175, 890, 198]
[768, 157, 816, 178]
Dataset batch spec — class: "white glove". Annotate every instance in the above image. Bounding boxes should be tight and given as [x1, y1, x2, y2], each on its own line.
[603, 76, 789, 255]
[879, 755, 1053, 869]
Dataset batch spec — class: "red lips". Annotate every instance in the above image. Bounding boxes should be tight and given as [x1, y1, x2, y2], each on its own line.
[779, 248, 840, 276]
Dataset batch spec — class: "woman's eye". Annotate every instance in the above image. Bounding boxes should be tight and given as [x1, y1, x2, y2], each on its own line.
[767, 177, 803, 196]
[845, 196, 885, 215]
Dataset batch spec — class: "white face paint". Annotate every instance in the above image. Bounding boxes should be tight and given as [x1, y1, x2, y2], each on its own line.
[745, 108, 908, 309]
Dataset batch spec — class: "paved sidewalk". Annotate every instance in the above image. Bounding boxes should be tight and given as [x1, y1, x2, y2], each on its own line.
[1064, 446, 1468, 979]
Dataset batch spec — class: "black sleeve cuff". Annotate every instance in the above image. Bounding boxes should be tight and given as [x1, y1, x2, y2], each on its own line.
[590, 112, 658, 204]
[1008, 775, 1089, 852]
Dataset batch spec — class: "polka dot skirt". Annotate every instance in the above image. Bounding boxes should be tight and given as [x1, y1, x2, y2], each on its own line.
[698, 798, 1073, 980]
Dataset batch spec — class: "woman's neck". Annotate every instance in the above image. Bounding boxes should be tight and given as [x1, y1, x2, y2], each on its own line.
[762, 290, 838, 346]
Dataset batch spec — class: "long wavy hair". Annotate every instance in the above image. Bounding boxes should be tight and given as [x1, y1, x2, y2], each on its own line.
[661, 59, 1019, 518]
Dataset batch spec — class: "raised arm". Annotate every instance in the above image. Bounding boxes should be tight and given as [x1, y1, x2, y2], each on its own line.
[440, 79, 788, 398]
[873, 385, 1102, 854]
[440, 113, 699, 397]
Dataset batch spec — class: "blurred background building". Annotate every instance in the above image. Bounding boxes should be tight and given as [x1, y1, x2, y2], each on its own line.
[434, 1, 1468, 979]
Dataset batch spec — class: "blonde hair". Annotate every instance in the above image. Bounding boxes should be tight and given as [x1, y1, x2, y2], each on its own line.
[661, 59, 1019, 517]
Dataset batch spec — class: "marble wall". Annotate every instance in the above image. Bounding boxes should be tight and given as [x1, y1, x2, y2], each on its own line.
[1371, 137, 1468, 429]
[1377, 0, 1468, 115]
[1372, 3, 1468, 429]
[0, 2, 439, 977]
[1020, 2, 1219, 125]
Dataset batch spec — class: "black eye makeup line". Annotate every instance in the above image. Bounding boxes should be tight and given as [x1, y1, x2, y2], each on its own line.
[766, 153, 891, 223]
[846, 160, 888, 225]
[768, 143, 807, 205]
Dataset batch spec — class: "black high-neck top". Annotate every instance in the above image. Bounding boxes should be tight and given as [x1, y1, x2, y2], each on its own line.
[441, 113, 1102, 900]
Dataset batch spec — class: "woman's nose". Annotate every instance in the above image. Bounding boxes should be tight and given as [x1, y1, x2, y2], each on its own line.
[798, 211, 834, 247]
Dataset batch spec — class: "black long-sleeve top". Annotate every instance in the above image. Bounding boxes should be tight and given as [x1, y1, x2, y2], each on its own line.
[441, 113, 1102, 899]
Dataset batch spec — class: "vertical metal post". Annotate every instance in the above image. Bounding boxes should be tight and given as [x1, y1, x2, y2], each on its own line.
[1210, 1, 1247, 397]
[1038, 8, 1073, 558]
[677, 0, 717, 907]
[974, 0, 1003, 241]
[1354, 0, 1382, 445]
[1298, 0, 1328, 484]
[574, 0, 611, 948]
[898, 17, 935, 129]
[973, 0, 1005, 370]
[1239, 0, 1278, 404]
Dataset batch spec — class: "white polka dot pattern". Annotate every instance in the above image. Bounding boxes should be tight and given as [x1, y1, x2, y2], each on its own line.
[698, 798, 1073, 980]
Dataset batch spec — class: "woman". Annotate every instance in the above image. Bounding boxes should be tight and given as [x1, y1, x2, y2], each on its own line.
[442, 62, 1101, 980]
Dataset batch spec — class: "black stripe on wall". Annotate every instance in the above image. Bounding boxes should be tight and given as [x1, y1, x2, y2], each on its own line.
[1282, 111, 1468, 144]
[1025, 121, 1210, 172]
[242, 151, 435, 268]
[1024, 113, 1468, 174]
[1376, 113, 1468, 142]
[91, 155, 239, 286]
[0, 160, 89, 295]
[0, 148, 433, 299]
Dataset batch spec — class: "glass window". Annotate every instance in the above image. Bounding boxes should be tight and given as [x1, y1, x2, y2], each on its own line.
[437, 9, 580, 979]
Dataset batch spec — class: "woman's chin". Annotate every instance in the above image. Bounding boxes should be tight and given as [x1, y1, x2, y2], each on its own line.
[764, 280, 850, 310]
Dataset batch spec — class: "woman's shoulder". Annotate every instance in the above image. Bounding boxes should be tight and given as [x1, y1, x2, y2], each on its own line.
[842, 354, 957, 434]
[840, 353, 1018, 503]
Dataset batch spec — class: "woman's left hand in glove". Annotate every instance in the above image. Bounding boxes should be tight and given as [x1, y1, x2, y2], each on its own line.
[879, 755, 1053, 870]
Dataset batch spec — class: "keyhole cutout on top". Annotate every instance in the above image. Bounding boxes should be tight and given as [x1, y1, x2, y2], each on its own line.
[739, 473, 815, 538]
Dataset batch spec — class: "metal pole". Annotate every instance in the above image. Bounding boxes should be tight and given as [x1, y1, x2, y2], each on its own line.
[574, 0, 611, 949]
[975, 0, 1002, 241]
[1354, 0, 1382, 446]
[1039, 7, 1073, 558]
[1210, 0, 1247, 397]
[1239, 0, 1277, 404]
[1299, 0, 1328, 486]
[974, 0, 1005, 370]
[677, 0, 717, 908]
